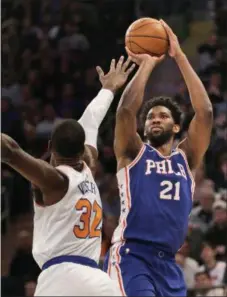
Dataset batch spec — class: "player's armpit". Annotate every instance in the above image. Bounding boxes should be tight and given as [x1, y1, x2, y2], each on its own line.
[178, 110, 213, 170]
[1, 134, 68, 205]
[83, 145, 98, 176]
[114, 107, 143, 168]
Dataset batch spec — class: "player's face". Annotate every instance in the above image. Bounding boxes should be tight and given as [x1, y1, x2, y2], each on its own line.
[144, 106, 180, 147]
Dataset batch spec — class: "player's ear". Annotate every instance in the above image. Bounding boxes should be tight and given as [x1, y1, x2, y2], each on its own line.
[173, 124, 180, 134]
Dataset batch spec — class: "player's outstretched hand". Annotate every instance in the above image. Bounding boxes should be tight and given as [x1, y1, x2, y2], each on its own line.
[160, 20, 183, 59]
[125, 47, 165, 68]
[96, 56, 136, 93]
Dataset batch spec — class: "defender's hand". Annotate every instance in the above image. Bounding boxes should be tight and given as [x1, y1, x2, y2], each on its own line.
[1, 133, 15, 163]
[125, 47, 165, 68]
[96, 56, 136, 93]
[160, 19, 183, 59]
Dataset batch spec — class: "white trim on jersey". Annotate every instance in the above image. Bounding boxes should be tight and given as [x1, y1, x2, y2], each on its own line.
[109, 145, 147, 296]
[107, 242, 127, 296]
[112, 145, 146, 243]
[176, 148, 196, 199]
[112, 167, 131, 244]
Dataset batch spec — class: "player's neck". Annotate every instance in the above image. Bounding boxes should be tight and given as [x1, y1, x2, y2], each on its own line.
[148, 141, 174, 157]
[54, 157, 84, 172]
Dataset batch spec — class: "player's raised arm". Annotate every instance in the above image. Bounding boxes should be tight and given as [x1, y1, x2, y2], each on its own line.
[78, 56, 135, 174]
[161, 20, 213, 170]
[1, 133, 67, 204]
[114, 49, 164, 166]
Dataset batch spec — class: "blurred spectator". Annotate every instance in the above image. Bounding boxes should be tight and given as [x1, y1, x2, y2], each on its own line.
[209, 152, 227, 192]
[193, 163, 214, 206]
[1, 96, 25, 146]
[205, 200, 227, 260]
[58, 20, 90, 52]
[200, 242, 226, 286]
[190, 186, 214, 232]
[194, 270, 226, 296]
[36, 104, 62, 138]
[176, 237, 199, 289]
[9, 230, 41, 281]
[197, 35, 218, 73]
[24, 279, 37, 297]
[207, 72, 223, 104]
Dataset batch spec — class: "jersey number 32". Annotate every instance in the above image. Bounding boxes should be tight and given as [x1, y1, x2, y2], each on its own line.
[74, 198, 102, 239]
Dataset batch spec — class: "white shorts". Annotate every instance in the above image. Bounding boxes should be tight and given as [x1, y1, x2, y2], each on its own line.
[35, 262, 121, 296]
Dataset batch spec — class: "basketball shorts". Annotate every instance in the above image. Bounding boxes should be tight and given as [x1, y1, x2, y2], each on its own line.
[104, 241, 186, 297]
[35, 255, 120, 296]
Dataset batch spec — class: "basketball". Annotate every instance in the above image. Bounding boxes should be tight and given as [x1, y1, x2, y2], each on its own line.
[125, 18, 169, 56]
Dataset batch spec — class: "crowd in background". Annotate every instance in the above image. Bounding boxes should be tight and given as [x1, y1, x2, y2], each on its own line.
[1, 0, 227, 296]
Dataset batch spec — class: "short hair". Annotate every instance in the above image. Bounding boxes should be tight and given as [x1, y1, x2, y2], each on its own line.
[139, 96, 182, 128]
[202, 241, 216, 250]
[195, 269, 210, 279]
[51, 119, 85, 158]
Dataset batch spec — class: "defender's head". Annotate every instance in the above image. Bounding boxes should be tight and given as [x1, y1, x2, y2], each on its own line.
[140, 97, 182, 147]
[49, 119, 85, 160]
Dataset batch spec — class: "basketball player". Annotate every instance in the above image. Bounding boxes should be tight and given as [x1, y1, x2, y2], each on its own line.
[1, 57, 135, 296]
[104, 20, 213, 296]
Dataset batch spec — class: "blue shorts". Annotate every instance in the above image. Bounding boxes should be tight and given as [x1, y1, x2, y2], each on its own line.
[103, 241, 186, 297]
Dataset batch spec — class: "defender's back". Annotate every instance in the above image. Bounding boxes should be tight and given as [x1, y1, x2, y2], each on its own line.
[33, 163, 102, 267]
[33, 164, 120, 296]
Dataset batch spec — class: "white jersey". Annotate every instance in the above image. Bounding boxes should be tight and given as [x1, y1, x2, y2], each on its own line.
[32, 163, 102, 269]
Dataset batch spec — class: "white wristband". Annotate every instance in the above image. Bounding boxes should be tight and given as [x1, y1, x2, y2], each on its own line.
[78, 89, 114, 149]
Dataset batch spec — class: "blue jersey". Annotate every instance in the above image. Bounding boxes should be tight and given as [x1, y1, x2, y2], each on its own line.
[112, 143, 194, 255]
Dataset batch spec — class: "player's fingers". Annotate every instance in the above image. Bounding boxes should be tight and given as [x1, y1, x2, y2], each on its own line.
[116, 56, 124, 70]
[125, 47, 139, 63]
[125, 47, 136, 58]
[122, 56, 132, 72]
[96, 66, 104, 77]
[126, 63, 136, 75]
[110, 59, 116, 70]
[157, 54, 165, 63]
[160, 19, 174, 36]
[169, 49, 175, 57]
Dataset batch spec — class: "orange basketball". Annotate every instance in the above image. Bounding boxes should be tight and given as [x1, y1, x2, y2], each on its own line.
[125, 18, 169, 56]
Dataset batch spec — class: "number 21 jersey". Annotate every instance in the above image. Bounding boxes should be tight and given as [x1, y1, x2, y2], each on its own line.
[112, 144, 194, 255]
[33, 164, 102, 269]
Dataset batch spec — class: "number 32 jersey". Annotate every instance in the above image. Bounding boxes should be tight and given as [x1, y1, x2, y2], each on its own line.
[112, 143, 195, 255]
[32, 164, 102, 269]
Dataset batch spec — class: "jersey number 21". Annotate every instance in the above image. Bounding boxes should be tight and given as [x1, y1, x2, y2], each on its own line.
[160, 181, 180, 200]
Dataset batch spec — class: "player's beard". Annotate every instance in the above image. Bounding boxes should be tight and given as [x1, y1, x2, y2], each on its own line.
[147, 129, 173, 148]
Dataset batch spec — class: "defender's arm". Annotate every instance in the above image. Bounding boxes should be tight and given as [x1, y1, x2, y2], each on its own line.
[78, 56, 135, 174]
[1, 133, 68, 205]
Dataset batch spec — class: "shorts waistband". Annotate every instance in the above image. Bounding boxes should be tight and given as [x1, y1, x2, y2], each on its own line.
[119, 240, 175, 260]
[42, 255, 99, 271]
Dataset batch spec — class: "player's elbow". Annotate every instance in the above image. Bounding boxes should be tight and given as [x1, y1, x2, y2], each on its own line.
[1, 134, 20, 163]
[197, 103, 213, 123]
[204, 104, 213, 122]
